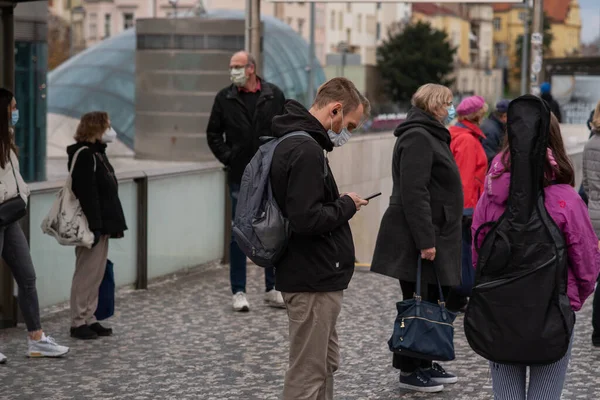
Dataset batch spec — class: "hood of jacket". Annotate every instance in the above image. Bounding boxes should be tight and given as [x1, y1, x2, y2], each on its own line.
[484, 154, 511, 207]
[271, 99, 333, 152]
[394, 107, 451, 144]
[450, 120, 486, 142]
[67, 141, 107, 158]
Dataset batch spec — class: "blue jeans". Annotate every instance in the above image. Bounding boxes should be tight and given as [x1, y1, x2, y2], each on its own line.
[230, 183, 275, 294]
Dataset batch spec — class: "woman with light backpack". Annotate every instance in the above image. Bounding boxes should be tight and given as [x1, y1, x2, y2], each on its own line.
[0, 88, 69, 363]
[67, 112, 127, 340]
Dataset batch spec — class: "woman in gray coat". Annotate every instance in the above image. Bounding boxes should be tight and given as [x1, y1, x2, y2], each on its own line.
[582, 100, 600, 346]
[371, 84, 463, 393]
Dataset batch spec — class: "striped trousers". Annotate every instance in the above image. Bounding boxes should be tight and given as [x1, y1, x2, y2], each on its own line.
[490, 335, 573, 400]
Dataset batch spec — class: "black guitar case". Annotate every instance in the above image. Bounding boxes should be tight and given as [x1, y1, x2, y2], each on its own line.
[464, 95, 574, 365]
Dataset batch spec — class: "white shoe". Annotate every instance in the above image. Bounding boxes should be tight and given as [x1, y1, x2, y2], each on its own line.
[0, 352, 6, 364]
[264, 289, 286, 309]
[27, 334, 70, 358]
[232, 292, 250, 312]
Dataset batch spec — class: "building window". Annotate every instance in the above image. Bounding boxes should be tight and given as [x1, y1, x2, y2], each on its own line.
[376, 22, 381, 40]
[346, 2, 351, 12]
[104, 13, 111, 38]
[346, 28, 351, 43]
[297, 1, 304, 6]
[376, 2, 381, 10]
[88, 13, 97, 40]
[330, 11, 335, 29]
[123, 13, 134, 30]
[357, 14, 362, 33]
[493, 17, 501, 31]
[298, 18, 305, 36]
[519, 11, 527, 22]
[287, 17, 293, 26]
[338, 12, 343, 31]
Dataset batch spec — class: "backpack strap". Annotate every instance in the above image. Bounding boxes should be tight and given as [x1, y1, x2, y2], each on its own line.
[474, 220, 497, 254]
[276, 131, 328, 179]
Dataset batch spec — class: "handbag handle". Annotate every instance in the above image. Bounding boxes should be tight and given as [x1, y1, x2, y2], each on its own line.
[8, 153, 20, 196]
[415, 255, 446, 306]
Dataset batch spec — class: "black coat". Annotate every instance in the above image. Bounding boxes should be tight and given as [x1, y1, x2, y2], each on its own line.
[371, 107, 463, 286]
[206, 79, 286, 184]
[481, 114, 506, 163]
[67, 141, 127, 237]
[270, 100, 357, 293]
[541, 93, 562, 123]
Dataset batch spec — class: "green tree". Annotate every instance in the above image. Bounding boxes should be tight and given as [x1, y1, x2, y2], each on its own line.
[376, 21, 456, 104]
[514, 13, 554, 80]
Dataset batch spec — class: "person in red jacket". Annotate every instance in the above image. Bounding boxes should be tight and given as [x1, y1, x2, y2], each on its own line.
[447, 95, 488, 311]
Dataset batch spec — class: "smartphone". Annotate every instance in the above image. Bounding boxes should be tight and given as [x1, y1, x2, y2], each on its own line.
[364, 192, 382, 201]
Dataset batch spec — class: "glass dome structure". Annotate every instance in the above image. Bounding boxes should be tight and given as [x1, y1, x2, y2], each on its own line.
[47, 10, 326, 149]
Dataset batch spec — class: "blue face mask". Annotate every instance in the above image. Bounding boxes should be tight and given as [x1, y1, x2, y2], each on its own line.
[11, 109, 19, 126]
[444, 104, 456, 125]
[327, 109, 352, 147]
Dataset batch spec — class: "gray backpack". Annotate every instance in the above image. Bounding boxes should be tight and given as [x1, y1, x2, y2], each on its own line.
[233, 131, 324, 268]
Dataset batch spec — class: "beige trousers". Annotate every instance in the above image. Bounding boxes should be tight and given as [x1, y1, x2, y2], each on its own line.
[70, 235, 109, 327]
[282, 291, 343, 400]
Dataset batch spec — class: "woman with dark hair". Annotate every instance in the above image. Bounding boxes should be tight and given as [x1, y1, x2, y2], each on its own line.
[68, 111, 127, 340]
[371, 83, 463, 393]
[0, 88, 69, 363]
[473, 113, 599, 399]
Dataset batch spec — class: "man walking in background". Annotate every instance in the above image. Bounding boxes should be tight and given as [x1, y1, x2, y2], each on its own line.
[540, 82, 563, 123]
[481, 99, 510, 163]
[206, 51, 286, 312]
[269, 77, 370, 399]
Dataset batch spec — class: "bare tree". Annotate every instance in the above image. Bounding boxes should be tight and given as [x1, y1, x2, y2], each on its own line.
[48, 13, 71, 71]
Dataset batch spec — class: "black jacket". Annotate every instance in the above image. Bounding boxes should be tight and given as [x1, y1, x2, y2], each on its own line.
[67, 141, 127, 237]
[371, 107, 463, 286]
[270, 100, 357, 292]
[206, 79, 286, 184]
[481, 113, 506, 163]
[541, 93, 562, 123]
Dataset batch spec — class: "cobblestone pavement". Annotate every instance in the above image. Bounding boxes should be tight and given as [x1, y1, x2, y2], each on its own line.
[1, 264, 600, 400]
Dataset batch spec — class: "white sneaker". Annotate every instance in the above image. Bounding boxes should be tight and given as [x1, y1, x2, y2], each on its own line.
[27, 334, 70, 358]
[232, 292, 250, 312]
[264, 289, 286, 309]
[0, 352, 6, 364]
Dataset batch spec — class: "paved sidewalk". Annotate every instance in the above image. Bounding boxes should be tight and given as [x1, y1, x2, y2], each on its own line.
[0, 264, 599, 400]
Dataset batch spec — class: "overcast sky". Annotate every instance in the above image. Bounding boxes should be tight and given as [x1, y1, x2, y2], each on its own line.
[580, 0, 600, 43]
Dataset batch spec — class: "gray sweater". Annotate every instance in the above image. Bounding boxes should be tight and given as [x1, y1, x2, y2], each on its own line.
[582, 131, 600, 238]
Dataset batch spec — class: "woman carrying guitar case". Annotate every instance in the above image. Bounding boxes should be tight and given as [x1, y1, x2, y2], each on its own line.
[466, 95, 600, 399]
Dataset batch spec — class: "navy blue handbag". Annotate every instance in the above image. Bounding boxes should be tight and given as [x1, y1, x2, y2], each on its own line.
[388, 257, 457, 361]
[94, 259, 115, 321]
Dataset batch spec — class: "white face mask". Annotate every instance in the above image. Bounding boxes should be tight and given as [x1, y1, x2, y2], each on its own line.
[101, 127, 117, 144]
[327, 109, 352, 147]
[230, 67, 248, 87]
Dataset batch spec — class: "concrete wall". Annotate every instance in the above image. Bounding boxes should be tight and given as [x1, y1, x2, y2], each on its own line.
[134, 18, 247, 162]
[329, 124, 589, 264]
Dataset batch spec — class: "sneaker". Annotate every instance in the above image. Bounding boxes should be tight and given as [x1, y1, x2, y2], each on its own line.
[426, 363, 458, 384]
[0, 352, 6, 364]
[70, 325, 99, 340]
[399, 368, 444, 393]
[233, 292, 250, 312]
[264, 289, 286, 309]
[89, 322, 113, 337]
[28, 334, 70, 358]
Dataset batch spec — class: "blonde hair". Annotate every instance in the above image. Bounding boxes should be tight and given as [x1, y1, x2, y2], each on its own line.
[411, 84, 453, 117]
[458, 103, 489, 125]
[74, 111, 110, 143]
[592, 100, 600, 131]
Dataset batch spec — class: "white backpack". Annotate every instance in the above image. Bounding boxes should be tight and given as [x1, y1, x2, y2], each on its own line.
[41, 147, 95, 248]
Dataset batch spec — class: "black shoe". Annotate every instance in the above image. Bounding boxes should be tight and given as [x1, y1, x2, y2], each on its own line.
[70, 325, 98, 340]
[89, 323, 113, 337]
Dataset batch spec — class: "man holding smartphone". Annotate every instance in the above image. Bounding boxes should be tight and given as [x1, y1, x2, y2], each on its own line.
[269, 77, 370, 400]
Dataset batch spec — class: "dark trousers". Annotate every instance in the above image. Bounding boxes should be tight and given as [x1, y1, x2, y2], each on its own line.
[447, 221, 473, 309]
[393, 280, 451, 373]
[2, 222, 42, 332]
[592, 276, 600, 344]
[230, 183, 275, 294]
